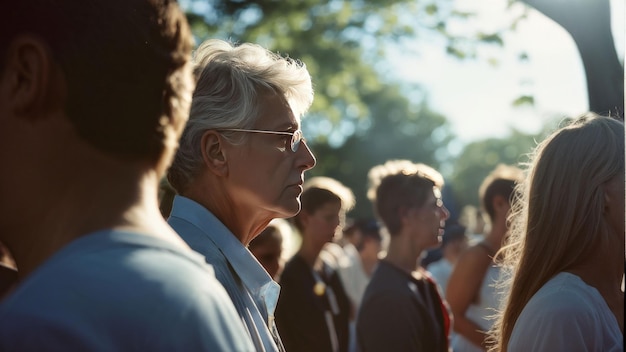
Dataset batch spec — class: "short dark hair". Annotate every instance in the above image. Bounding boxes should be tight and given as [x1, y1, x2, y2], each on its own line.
[0, 0, 194, 163]
[376, 173, 435, 235]
[294, 187, 342, 233]
[479, 164, 524, 222]
[293, 177, 354, 233]
[367, 161, 444, 236]
[350, 218, 382, 251]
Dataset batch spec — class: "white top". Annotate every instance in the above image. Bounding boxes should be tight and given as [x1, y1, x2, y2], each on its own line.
[452, 264, 502, 352]
[336, 243, 371, 310]
[508, 272, 623, 352]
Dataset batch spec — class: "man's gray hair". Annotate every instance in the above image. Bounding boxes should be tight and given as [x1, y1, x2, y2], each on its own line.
[168, 39, 313, 192]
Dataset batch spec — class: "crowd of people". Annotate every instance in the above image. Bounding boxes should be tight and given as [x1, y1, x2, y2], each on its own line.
[0, 1, 623, 351]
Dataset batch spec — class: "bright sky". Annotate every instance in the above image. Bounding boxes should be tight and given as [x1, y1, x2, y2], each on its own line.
[386, 0, 624, 147]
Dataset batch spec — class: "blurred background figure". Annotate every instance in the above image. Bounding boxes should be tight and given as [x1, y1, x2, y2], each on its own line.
[339, 217, 384, 352]
[427, 223, 469, 296]
[447, 164, 524, 351]
[340, 218, 384, 309]
[276, 176, 354, 352]
[357, 160, 451, 352]
[426, 223, 468, 350]
[459, 205, 486, 243]
[249, 218, 291, 280]
[490, 113, 624, 351]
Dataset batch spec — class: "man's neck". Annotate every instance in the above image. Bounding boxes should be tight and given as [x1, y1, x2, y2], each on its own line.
[384, 238, 421, 275]
[6, 163, 178, 280]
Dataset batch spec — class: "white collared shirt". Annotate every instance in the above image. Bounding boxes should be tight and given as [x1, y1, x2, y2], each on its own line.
[168, 195, 284, 352]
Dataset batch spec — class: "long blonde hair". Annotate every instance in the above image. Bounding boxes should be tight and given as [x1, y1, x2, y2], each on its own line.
[488, 113, 624, 351]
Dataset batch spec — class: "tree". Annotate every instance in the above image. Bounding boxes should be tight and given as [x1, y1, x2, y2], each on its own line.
[184, 0, 414, 126]
[520, 0, 624, 118]
[181, 0, 510, 133]
[307, 82, 454, 218]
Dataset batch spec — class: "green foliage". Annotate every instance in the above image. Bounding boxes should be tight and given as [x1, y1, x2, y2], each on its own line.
[306, 83, 454, 218]
[182, 0, 424, 126]
[449, 132, 533, 212]
[512, 95, 535, 106]
[448, 118, 562, 211]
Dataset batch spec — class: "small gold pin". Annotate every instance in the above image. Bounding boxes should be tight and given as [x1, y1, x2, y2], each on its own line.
[314, 282, 326, 296]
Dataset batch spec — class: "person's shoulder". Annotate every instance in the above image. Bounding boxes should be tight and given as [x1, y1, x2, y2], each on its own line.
[2, 229, 221, 305]
[453, 242, 492, 270]
[319, 243, 347, 269]
[509, 273, 621, 352]
[279, 255, 308, 280]
[367, 261, 397, 281]
[518, 272, 604, 323]
[0, 232, 253, 351]
[362, 263, 413, 301]
[358, 272, 428, 332]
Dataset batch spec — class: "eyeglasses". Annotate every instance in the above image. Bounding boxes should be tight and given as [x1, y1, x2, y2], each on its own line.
[218, 128, 305, 152]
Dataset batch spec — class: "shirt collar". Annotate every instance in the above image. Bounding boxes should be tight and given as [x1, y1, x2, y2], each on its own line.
[169, 195, 280, 312]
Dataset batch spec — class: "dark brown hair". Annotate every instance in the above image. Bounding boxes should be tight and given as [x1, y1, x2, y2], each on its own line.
[0, 0, 194, 163]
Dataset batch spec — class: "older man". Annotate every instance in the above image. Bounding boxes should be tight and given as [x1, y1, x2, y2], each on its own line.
[167, 39, 316, 351]
[0, 1, 252, 350]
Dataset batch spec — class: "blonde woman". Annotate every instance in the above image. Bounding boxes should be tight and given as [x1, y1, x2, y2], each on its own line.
[489, 113, 624, 351]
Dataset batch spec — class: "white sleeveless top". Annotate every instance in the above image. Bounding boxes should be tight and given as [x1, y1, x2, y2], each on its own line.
[452, 264, 502, 352]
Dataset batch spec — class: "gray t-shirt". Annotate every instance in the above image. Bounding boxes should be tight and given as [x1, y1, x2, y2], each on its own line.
[0, 229, 254, 351]
[357, 260, 450, 352]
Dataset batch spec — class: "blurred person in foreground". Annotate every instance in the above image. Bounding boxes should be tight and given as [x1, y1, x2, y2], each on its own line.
[276, 176, 354, 352]
[446, 164, 523, 351]
[357, 160, 452, 352]
[166, 38, 316, 351]
[488, 113, 624, 351]
[0, 1, 252, 350]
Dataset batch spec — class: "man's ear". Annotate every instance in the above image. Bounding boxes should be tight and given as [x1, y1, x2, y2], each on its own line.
[201, 130, 228, 176]
[5, 36, 60, 118]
